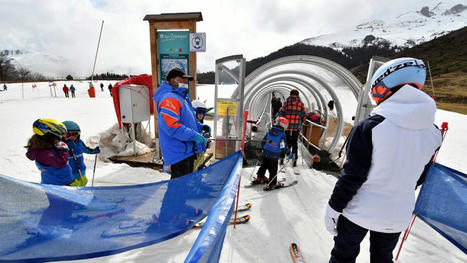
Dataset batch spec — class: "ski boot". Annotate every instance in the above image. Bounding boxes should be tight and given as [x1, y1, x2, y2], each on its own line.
[251, 176, 269, 185]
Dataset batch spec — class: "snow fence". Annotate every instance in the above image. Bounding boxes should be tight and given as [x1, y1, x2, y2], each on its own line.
[414, 163, 467, 253]
[0, 151, 243, 262]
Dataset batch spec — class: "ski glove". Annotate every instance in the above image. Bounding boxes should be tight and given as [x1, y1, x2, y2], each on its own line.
[325, 204, 341, 236]
[202, 125, 211, 137]
[194, 133, 207, 146]
[288, 153, 296, 160]
[55, 141, 69, 151]
[79, 175, 88, 186]
[93, 147, 100, 154]
[69, 179, 82, 187]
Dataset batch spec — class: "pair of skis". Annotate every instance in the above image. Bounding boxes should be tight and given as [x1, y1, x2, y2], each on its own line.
[192, 203, 252, 229]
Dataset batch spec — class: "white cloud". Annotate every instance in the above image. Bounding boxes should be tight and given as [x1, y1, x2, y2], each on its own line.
[0, 0, 460, 77]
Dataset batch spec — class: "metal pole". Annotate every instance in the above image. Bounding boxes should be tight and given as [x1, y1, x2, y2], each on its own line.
[91, 154, 98, 187]
[91, 20, 104, 83]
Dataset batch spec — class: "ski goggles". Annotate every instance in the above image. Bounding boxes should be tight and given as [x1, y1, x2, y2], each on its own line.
[65, 131, 80, 137]
[196, 108, 207, 115]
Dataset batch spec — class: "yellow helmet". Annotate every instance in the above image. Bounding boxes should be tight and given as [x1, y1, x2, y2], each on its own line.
[33, 118, 67, 137]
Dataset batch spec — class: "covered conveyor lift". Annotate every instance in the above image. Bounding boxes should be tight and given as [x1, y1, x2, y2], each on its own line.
[214, 55, 388, 170]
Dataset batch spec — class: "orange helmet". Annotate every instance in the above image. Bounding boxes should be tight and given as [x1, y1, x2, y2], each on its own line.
[274, 117, 289, 130]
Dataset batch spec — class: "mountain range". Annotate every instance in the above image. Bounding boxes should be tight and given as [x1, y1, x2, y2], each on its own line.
[301, 2, 466, 50]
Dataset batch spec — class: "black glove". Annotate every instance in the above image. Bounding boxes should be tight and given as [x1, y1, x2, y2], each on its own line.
[202, 125, 211, 138]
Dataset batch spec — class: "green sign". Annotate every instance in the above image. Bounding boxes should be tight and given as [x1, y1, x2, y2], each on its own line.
[157, 31, 190, 85]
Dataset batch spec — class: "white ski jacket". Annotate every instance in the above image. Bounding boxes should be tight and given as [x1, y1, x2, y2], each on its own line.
[329, 85, 442, 233]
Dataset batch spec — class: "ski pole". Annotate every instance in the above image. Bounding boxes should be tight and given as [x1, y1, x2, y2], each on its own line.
[70, 147, 85, 185]
[248, 160, 260, 181]
[267, 157, 291, 187]
[91, 154, 97, 186]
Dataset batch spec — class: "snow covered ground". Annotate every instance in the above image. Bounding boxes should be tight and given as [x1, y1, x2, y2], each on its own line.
[0, 81, 465, 262]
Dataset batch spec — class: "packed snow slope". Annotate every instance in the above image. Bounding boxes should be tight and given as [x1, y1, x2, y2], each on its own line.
[0, 82, 465, 262]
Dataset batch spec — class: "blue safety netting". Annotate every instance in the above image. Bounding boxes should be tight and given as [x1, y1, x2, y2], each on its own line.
[0, 151, 243, 262]
[185, 151, 243, 263]
[414, 163, 467, 253]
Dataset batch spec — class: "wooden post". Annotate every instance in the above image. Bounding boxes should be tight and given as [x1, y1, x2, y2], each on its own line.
[144, 12, 203, 159]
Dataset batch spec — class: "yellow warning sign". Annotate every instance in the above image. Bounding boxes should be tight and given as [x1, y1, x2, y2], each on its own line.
[217, 100, 237, 116]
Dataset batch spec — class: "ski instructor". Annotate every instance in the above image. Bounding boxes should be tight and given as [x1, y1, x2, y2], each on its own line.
[153, 68, 207, 179]
[324, 57, 442, 263]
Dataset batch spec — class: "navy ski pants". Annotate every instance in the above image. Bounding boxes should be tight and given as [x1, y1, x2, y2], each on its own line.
[257, 156, 278, 185]
[330, 215, 401, 263]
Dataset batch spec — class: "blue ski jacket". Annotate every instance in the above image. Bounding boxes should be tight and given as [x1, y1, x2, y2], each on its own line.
[262, 126, 289, 160]
[153, 82, 205, 165]
[66, 140, 97, 179]
[26, 148, 74, 185]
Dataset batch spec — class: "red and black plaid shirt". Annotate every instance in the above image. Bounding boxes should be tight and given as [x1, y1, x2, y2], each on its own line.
[279, 96, 306, 131]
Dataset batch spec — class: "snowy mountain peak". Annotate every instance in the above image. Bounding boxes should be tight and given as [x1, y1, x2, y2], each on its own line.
[301, 2, 467, 50]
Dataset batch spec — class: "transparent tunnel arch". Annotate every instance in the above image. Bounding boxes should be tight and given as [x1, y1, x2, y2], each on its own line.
[231, 55, 362, 156]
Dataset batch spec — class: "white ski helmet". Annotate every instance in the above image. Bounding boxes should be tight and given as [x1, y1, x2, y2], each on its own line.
[192, 100, 207, 109]
[370, 57, 426, 104]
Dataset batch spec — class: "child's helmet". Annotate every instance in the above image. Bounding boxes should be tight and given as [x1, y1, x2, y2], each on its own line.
[192, 100, 207, 115]
[62, 120, 81, 132]
[371, 57, 426, 104]
[33, 119, 67, 137]
[274, 117, 289, 130]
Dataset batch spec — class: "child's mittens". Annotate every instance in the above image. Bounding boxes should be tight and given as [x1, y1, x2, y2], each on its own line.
[55, 141, 69, 151]
[93, 147, 100, 154]
[69, 179, 82, 187]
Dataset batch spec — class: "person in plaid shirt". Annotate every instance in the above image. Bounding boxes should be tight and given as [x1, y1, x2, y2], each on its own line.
[278, 89, 306, 167]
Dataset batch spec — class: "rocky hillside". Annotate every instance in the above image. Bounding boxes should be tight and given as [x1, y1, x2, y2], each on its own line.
[351, 26, 467, 114]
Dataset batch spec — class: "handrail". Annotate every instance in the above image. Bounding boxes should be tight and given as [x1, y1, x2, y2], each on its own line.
[304, 119, 327, 130]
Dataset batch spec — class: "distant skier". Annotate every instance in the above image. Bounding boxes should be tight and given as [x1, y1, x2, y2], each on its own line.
[63, 121, 100, 186]
[252, 116, 294, 191]
[272, 97, 282, 118]
[63, 84, 69, 98]
[325, 57, 442, 263]
[100, 83, 104, 92]
[108, 83, 113, 97]
[25, 118, 80, 186]
[70, 84, 76, 98]
[2, 84, 7, 91]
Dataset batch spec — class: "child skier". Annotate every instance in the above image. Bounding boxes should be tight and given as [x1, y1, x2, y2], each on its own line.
[25, 118, 79, 186]
[62, 120, 100, 186]
[325, 57, 442, 263]
[253, 116, 294, 191]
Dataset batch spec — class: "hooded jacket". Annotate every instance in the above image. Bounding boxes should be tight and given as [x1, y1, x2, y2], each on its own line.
[26, 148, 74, 185]
[328, 85, 442, 233]
[153, 82, 205, 165]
